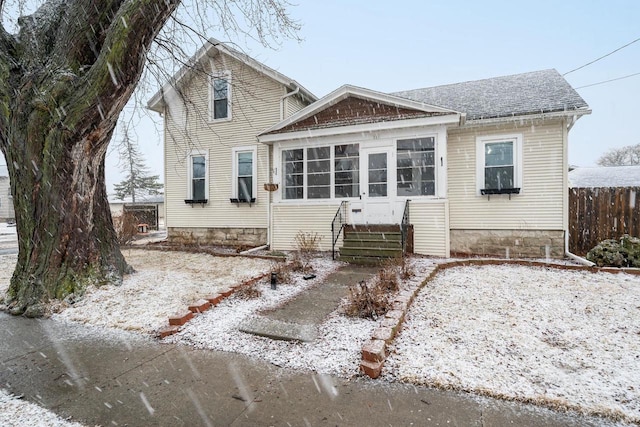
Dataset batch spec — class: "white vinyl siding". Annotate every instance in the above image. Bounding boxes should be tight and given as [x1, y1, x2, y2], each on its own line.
[410, 199, 449, 257]
[164, 53, 282, 229]
[448, 121, 566, 230]
[270, 203, 344, 251]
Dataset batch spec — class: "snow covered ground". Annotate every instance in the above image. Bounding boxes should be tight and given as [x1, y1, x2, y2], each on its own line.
[2, 248, 640, 425]
[384, 264, 640, 424]
[0, 389, 83, 427]
[52, 249, 276, 333]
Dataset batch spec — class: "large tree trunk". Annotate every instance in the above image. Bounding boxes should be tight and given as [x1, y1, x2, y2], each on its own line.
[0, 0, 180, 316]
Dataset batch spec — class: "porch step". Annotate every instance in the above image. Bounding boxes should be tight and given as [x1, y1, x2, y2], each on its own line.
[339, 224, 404, 265]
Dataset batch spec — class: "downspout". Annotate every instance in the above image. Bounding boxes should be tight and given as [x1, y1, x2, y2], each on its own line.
[565, 231, 595, 266]
[563, 114, 594, 266]
[280, 84, 300, 121]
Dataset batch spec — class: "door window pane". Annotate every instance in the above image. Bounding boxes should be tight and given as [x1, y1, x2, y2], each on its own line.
[368, 152, 387, 198]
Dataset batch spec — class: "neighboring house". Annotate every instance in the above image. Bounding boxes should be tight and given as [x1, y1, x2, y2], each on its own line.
[150, 40, 590, 258]
[0, 164, 15, 221]
[109, 194, 165, 229]
[568, 165, 640, 188]
[148, 39, 316, 247]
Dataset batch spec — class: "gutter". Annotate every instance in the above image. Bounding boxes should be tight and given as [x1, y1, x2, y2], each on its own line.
[459, 109, 592, 129]
[280, 84, 300, 121]
[564, 230, 595, 266]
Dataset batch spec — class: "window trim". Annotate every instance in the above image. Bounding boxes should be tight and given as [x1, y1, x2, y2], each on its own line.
[231, 146, 258, 203]
[476, 134, 523, 195]
[186, 150, 208, 203]
[208, 69, 232, 122]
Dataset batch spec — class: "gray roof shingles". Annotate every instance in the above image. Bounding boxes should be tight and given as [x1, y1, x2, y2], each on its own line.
[392, 69, 589, 121]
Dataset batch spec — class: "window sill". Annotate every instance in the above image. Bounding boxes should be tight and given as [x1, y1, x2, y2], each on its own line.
[230, 198, 256, 207]
[480, 188, 520, 200]
[184, 199, 208, 207]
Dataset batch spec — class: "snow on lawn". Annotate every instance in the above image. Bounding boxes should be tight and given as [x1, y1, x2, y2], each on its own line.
[384, 265, 640, 424]
[53, 249, 275, 333]
[166, 255, 381, 377]
[0, 389, 84, 427]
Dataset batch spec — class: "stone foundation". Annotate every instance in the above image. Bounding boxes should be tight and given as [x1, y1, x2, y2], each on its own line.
[450, 229, 565, 259]
[167, 227, 267, 248]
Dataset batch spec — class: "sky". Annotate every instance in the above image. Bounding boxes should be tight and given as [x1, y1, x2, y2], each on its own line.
[1, 1, 639, 194]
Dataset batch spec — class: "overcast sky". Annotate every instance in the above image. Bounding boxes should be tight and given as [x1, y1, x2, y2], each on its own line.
[2, 1, 639, 194]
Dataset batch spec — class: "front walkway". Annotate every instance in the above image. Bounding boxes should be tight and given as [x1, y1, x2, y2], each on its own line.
[239, 264, 378, 341]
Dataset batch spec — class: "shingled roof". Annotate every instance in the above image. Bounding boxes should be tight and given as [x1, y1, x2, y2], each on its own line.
[392, 69, 589, 121]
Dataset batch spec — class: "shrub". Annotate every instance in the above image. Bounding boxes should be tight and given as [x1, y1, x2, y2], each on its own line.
[294, 231, 322, 253]
[343, 280, 389, 320]
[113, 211, 138, 245]
[586, 235, 640, 267]
[235, 283, 262, 300]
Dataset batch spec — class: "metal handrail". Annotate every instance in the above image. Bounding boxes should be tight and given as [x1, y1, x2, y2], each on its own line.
[331, 201, 348, 260]
[401, 199, 411, 255]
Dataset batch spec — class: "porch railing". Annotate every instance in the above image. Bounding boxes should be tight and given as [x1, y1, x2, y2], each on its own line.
[401, 199, 411, 255]
[331, 201, 348, 260]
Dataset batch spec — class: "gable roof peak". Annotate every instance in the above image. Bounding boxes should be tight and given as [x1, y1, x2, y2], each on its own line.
[148, 38, 317, 112]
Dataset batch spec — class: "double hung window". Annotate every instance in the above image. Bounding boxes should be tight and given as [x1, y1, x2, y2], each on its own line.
[476, 134, 522, 194]
[233, 147, 257, 202]
[188, 152, 207, 202]
[210, 71, 231, 121]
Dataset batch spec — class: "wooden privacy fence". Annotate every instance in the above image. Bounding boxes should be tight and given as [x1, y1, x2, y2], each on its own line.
[569, 187, 640, 256]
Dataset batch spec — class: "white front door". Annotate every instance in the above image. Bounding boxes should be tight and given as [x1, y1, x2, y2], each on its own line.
[359, 147, 394, 224]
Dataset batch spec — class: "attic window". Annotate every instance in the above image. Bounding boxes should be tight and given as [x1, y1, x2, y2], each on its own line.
[210, 71, 231, 121]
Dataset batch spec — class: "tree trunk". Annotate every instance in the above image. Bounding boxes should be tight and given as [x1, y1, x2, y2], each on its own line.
[0, 0, 180, 316]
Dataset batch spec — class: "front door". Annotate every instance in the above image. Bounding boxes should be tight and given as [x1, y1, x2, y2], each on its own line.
[360, 147, 393, 224]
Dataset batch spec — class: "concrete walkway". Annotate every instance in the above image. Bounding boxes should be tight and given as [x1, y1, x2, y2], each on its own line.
[0, 312, 607, 426]
[239, 265, 378, 341]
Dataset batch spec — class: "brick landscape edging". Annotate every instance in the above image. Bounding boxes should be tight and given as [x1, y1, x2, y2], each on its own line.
[359, 259, 640, 379]
[156, 270, 273, 339]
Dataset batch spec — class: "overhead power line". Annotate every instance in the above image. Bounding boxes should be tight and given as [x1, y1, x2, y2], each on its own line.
[575, 71, 640, 89]
[563, 36, 640, 76]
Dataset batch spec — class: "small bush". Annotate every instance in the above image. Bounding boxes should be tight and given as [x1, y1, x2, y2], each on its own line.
[586, 235, 640, 267]
[113, 211, 138, 245]
[235, 283, 262, 300]
[294, 231, 322, 253]
[273, 263, 292, 284]
[343, 280, 390, 320]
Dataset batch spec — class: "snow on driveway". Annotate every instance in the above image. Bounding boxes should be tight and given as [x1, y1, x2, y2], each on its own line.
[384, 265, 640, 424]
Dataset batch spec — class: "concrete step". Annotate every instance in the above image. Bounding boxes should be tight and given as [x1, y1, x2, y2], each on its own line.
[343, 231, 402, 241]
[341, 238, 403, 249]
[340, 247, 402, 258]
[338, 255, 396, 266]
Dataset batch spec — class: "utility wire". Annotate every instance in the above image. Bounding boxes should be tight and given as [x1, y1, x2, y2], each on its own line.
[563, 36, 640, 76]
[575, 71, 640, 89]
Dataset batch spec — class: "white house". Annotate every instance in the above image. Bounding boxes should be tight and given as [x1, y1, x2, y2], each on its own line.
[0, 164, 14, 221]
[149, 40, 590, 260]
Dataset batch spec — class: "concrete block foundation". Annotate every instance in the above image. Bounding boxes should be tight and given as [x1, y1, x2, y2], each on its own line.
[450, 229, 565, 259]
[167, 227, 267, 247]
